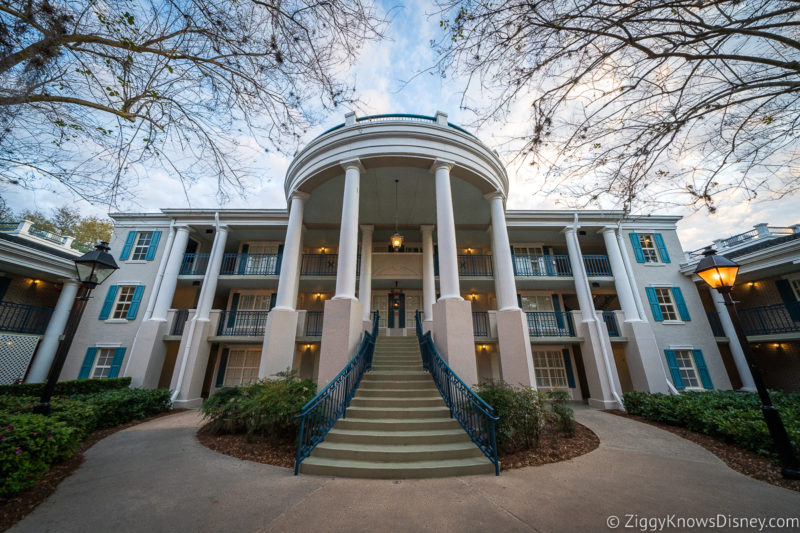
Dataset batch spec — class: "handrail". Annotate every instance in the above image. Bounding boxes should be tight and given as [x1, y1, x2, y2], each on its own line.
[414, 311, 499, 475]
[294, 311, 379, 474]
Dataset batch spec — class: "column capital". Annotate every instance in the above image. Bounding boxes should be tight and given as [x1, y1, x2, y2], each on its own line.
[429, 159, 455, 173]
[174, 224, 191, 232]
[216, 224, 230, 233]
[420, 224, 435, 235]
[483, 190, 505, 202]
[562, 225, 579, 235]
[340, 158, 365, 173]
[289, 190, 310, 202]
[359, 224, 374, 234]
[598, 226, 617, 235]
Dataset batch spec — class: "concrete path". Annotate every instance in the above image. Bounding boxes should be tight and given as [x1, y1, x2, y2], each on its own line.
[11, 409, 800, 533]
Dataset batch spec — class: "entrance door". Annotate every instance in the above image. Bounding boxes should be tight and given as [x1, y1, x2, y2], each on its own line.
[387, 293, 405, 328]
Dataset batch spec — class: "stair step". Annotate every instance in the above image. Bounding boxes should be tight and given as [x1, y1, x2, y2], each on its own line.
[312, 441, 483, 462]
[349, 396, 444, 408]
[363, 371, 430, 381]
[299, 456, 495, 479]
[335, 417, 460, 431]
[326, 428, 470, 445]
[356, 387, 438, 397]
[346, 406, 451, 419]
[359, 381, 434, 391]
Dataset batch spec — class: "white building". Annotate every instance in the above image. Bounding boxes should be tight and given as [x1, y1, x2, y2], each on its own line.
[59, 112, 731, 409]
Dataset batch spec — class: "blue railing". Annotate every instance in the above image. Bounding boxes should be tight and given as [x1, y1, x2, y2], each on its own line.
[706, 311, 725, 337]
[458, 255, 493, 276]
[305, 311, 324, 336]
[473, 311, 489, 337]
[583, 255, 612, 276]
[526, 311, 575, 337]
[513, 254, 571, 276]
[171, 310, 189, 335]
[738, 303, 800, 336]
[0, 301, 53, 335]
[602, 311, 619, 337]
[301, 254, 338, 276]
[220, 253, 280, 275]
[415, 311, 499, 475]
[216, 310, 269, 336]
[294, 311, 379, 474]
[180, 253, 210, 275]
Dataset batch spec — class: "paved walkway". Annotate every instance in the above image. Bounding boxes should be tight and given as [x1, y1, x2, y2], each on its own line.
[11, 409, 800, 533]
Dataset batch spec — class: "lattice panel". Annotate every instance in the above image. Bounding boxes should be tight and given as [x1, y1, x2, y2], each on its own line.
[0, 334, 41, 385]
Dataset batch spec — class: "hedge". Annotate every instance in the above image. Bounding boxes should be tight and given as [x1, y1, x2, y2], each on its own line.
[623, 390, 800, 457]
[0, 377, 132, 397]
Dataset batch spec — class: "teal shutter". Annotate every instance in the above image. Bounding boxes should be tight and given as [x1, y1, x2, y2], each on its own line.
[552, 294, 565, 328]
[144, 231, 161, 260]
[562, 349, 576, 388]
[120, 231, 136, 260]
[629, 233, 645, 263]
[645, 287, 664, 321]
[692, 349, 713, 389]
[227, 293, 240, 327]
[653, 233, 670, 263]
[664, 349, 685, 389]
[269, 293, 277, 310]
[215, 348, 229, 387]
[510, 245, 517, 275]
[99, 285, 118, 320]
[275, 244, 284, 275]
[237, 244, 249, 275]
[776, 280, 800, 321]
[108, 347, 126, 378]
[517, 293, 522, 308]
[671, 287, 690, 321]
[126, 285, 145, 319]
[78, 347, 98, 379]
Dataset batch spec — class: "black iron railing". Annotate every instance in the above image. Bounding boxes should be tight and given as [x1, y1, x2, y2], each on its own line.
[738, 303, 800, 336]
[171, 310, 190, 335]
[473, 311, 489, 337]
[294, 311, 379, 474]
[216, 310, 269, 336]
[415, 311, 499, 475]
[305, 311, 324, 336]
[180, 253, 210, 275]
[602, 311, 619, 337]
[300, 254, 338, 276]
[583, 255, 612, 276]
[0, 301, 53, 335]
[706, 311, 725, 337]
[220, 253, 280, 275]
[525, 311, 575, 337]
[512, 254, 571, 276]
[458, 255, 493, 276]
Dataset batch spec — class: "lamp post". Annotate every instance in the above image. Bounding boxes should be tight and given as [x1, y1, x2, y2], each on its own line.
[695, 248, 800, 479]
[33, 242, 119, 415]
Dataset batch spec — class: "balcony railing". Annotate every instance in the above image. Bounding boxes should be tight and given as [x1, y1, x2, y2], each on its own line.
[526, 311, 575, 337]
[513, 254, 572, 276]
[27, 224, 67, 245]
[171, 310, 190, 336]
[0, 302, 53, 335]
[300, 254, 338, 276]
[458, 255, 493, 276]
[738, 303, 800, 336]
[216, 310, 269, 336]
[180, 253, 210, 275]
[305, 311, 324, 336]
[602, 311, 619, 337]
[583, 255, 612, 276]
[220, 253, 280, 275]
[706, 311, 725, 337]
[473, 311, 489, 337]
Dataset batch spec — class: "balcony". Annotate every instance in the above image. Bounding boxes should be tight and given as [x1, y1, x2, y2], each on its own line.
[512, 254, 612, 278]
[180, 253, 210, 275]
[526, 311, 575, 337]
[459, 255, 493, 276]
[220, 253, 280, 276]
[738, 303, 800, 336]
[0, 302, 53, 335]
[602, 311, 619, 337]
[216, 310, 269, 336]
[706, 311, 725, 337]
[305, 311, 324, 336]
[171, 310, 190, 335]
[583, 255, 612, 277]
[300, 254, 338, 276]
[472, 311, 489, 337]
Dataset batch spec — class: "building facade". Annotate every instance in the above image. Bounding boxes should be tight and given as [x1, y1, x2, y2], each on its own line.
[59, 112, 731, 408]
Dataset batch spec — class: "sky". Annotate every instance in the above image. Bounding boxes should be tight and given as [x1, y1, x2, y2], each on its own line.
[4, 0, 799, 252]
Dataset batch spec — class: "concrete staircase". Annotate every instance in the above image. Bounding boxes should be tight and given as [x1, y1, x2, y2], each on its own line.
[299, 335, 495, 478]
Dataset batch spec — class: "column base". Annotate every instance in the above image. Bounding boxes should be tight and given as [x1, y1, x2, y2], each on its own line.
[259, 309, 299, 379]
[423, 319, 433, 334]
[588, 398, 621, 410]
[432, 299, 478, 386]
[496, 309, 537, 388]
[171, 313, 219, 406]
[318, 298, 363, 387]
[126, 319, 169, 388]
[573, 314, 623, 410]
[172, 398, 204, 410]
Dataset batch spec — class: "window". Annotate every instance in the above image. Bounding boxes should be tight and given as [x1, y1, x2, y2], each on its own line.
[629, 232, 671, 264]
[519, 294, 554, 312]
[90, 348, 116, 379]
[532, 349, 568, 388]
[654, 287, 679, 321]
[665, 348, 712, 390]
[130, 232, 153, 261]
[120, 230, 161, 261]
[789, 277, 800, 301]
[645, 286, 690, 322]
[112, 286, 137, 319]
[638, 234, 659, 263]
[223, 348, 260, 386]
[673, 349, 701, 389]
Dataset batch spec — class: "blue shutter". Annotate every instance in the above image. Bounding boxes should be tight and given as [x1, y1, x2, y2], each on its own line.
[237, 244, 249, 275]
[629, 233, 645, 263]
[645, 287, 664, 321]
[552, 294, 565, 328]
[78, 347, 97, 379]
[544, 246, 555, 276]
[671, 286, 690, 321]
[517, 294, 522, 308]
[269, 293, 277, 310]
[653, 233, 670, 263]
[108, 347, 126, 378]
[562, 349, 576, 388]
[275, 244, 284, 275]
[510, 245, 517, 275]
[99, 285, 118, 320]
[664, 349, 685, 389]
[776, 280, 800, 321]
[215, 348, 229, 387]
[433, 245, 439, 277]
[144, 231, 161, 260]
[126, 285, 145, 319]
[120, 231, 137, 261]
[227, 293, 240, 328]
[692, 349, 713, 389]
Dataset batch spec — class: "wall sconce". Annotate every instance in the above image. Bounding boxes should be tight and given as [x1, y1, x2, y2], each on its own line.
[469, 293, 477, 301]
[466, 248, 473, 255]
[320, 247, 327, 254]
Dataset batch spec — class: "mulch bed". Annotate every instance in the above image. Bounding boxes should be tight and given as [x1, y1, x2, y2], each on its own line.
[0, 409, 185, 533]
[195, 421, 599, 472]
[607, 410, 800, 493]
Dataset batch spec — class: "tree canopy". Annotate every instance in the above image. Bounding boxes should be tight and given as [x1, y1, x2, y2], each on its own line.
[435, 0, 800, 212]
[0, 0, 383, 205]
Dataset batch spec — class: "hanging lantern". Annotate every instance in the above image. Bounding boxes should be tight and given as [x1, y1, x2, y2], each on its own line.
[390, 178, 404, 251]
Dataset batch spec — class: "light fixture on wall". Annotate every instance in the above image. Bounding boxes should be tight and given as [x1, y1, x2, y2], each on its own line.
[391, 280, 401, 308]
[390, 179, 404, 251]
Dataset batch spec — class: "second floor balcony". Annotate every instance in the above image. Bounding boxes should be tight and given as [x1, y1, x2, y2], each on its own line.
[706, 302, 800, 338]
[513, 254, 611, 277]
[526, 311, 576, 337]
[216, 310, 269, 337]
[0, 301, 53, 335]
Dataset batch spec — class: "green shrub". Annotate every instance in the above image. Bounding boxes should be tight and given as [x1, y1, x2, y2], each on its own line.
[0, 396, 100, 439]
[74, 389, 172, 429]
[0, 377, 131, 397]
[547, 390, 575, 436]
[0, 413, 82, 497]
[201, 377, 316, 440]
[622, 390, 800, 457]
[476, 381, 548, 453]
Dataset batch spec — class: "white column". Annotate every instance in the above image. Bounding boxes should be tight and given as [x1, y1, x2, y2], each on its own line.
[275, 192, 308, 311]
[359, 225, 373, 321]
[433, 161, 462, 301]
[195, 226, 228, 320]
[711, 290, 756, 391]
[486, 192, 519, 311]
[150, 226, 190, 321]
[421, 225, 436, 322]
[26, 280, 79, 382]
[144, 222, 175, 320]
[334, 160, 362, 300]
[601, 227, 638, 321]
[564, 227, 595, 320]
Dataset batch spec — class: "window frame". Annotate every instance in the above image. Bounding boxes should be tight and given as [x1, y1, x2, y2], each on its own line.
[531, 348, 569, 389]
[638, 233, 660, 264]
[787, 275, 800, 301]
[654, 287, 681, 322]
[222, 347, 261, 387]
[129, 231, 153, 262]
[110, 285, 137, 320]
[673, 348, 703, 390]
[90, 347, 116, 379]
